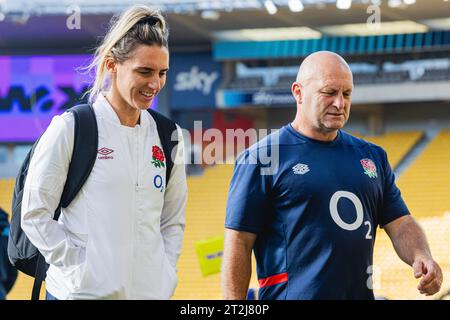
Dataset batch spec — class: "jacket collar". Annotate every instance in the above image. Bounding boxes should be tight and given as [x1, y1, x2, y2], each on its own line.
[92, 94, 149, 129]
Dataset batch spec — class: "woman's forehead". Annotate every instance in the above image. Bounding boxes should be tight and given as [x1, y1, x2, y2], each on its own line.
[127, 44, 169, 67]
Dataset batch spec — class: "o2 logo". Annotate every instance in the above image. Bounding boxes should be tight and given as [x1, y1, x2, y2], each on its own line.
[366, 265, 381, 290]
[330, 191, 379, 292]
[329, 191, 372, 240]
[154, 175, 164, 193]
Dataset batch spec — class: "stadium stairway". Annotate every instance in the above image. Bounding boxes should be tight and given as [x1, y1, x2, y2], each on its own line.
[394, 129, 439, 176]
[363, 130, 424, 169]
[397, 130, 450, 218]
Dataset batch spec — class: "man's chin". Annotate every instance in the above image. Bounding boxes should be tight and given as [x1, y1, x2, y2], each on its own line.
[324, 120, 347, 130]
[323, 124, 344, 132]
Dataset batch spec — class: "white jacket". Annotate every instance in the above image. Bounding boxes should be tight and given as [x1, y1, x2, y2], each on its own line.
[21, 95, 187, 300]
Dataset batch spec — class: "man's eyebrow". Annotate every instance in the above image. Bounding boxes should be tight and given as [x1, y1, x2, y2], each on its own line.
[320, 86, 337, 91]
[320, 83, 353, 91]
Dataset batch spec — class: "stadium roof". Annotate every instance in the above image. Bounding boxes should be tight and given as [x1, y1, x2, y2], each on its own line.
[0, 0, 449, 53]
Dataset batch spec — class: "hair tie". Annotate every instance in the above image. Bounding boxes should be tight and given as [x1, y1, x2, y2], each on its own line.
[138, 16, 160, 26]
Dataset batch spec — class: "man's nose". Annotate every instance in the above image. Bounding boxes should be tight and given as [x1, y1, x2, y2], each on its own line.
[333, 93, 345, 110]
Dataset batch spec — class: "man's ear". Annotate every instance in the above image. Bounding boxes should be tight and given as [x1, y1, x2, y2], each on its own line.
[105, 57, 117, 74]
[292, 82, 302, 104]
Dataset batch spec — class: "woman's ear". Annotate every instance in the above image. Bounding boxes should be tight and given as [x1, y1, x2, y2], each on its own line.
[292, 82, 303, 104]
[105, 57, 117, 74]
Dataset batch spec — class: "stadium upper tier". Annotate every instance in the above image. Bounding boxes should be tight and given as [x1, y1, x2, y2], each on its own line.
[214, 31, 450, 61]
[225, 54, 450, 91]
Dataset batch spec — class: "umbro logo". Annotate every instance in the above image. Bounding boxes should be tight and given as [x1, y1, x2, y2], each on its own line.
[292, 163, 310, 175]
[98, 147, 113, 155]
[98, 147, 114, 160]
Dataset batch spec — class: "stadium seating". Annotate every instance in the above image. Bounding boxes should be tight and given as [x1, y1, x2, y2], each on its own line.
[0, 179, 14, 214]
[363, 131, 423, 168]
[373, 213, 450, 300]
[173, 164, 260, 299]
[373, 130, 450, 299]
[3, 129, 449, 299]
[397, 130, 450, 218]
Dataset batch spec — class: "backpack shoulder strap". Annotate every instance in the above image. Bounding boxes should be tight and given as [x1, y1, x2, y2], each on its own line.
[147, 109, 178, 187]
[59, 104, 98, 211]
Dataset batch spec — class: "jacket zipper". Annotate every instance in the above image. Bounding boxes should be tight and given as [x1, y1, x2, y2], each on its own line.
[131, 125, 140, 299]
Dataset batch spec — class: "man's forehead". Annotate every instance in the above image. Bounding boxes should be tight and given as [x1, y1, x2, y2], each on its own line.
[298, 57, 353, 85]
[319, 77, 353, 88]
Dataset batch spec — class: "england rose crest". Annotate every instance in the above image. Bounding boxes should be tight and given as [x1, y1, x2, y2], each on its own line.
[360, 158, 377, 178]
[152, 146, 165, 168]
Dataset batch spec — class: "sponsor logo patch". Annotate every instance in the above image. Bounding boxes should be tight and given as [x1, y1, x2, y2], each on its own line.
[154, 175, 164, 193]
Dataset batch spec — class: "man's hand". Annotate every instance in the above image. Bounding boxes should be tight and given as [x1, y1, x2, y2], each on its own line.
[384, 215, 443, 297]
[413, 257, 443, 296]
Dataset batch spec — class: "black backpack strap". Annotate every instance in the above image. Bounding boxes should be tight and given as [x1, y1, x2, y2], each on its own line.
[31, 104, 98, 300]
[31, 254, 47, 300]
[59, 104, 98, 211]
[147, 109, 178, 186]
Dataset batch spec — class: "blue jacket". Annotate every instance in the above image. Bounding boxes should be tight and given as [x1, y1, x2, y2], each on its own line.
[0, 207, 17, 300]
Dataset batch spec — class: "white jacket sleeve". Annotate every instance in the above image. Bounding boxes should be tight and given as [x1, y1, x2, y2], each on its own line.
[160, 125, 187, 269]
[21, 112, 86, 268]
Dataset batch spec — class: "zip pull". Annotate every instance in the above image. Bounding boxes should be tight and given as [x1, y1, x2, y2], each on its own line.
[135, 183, 139, 192]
